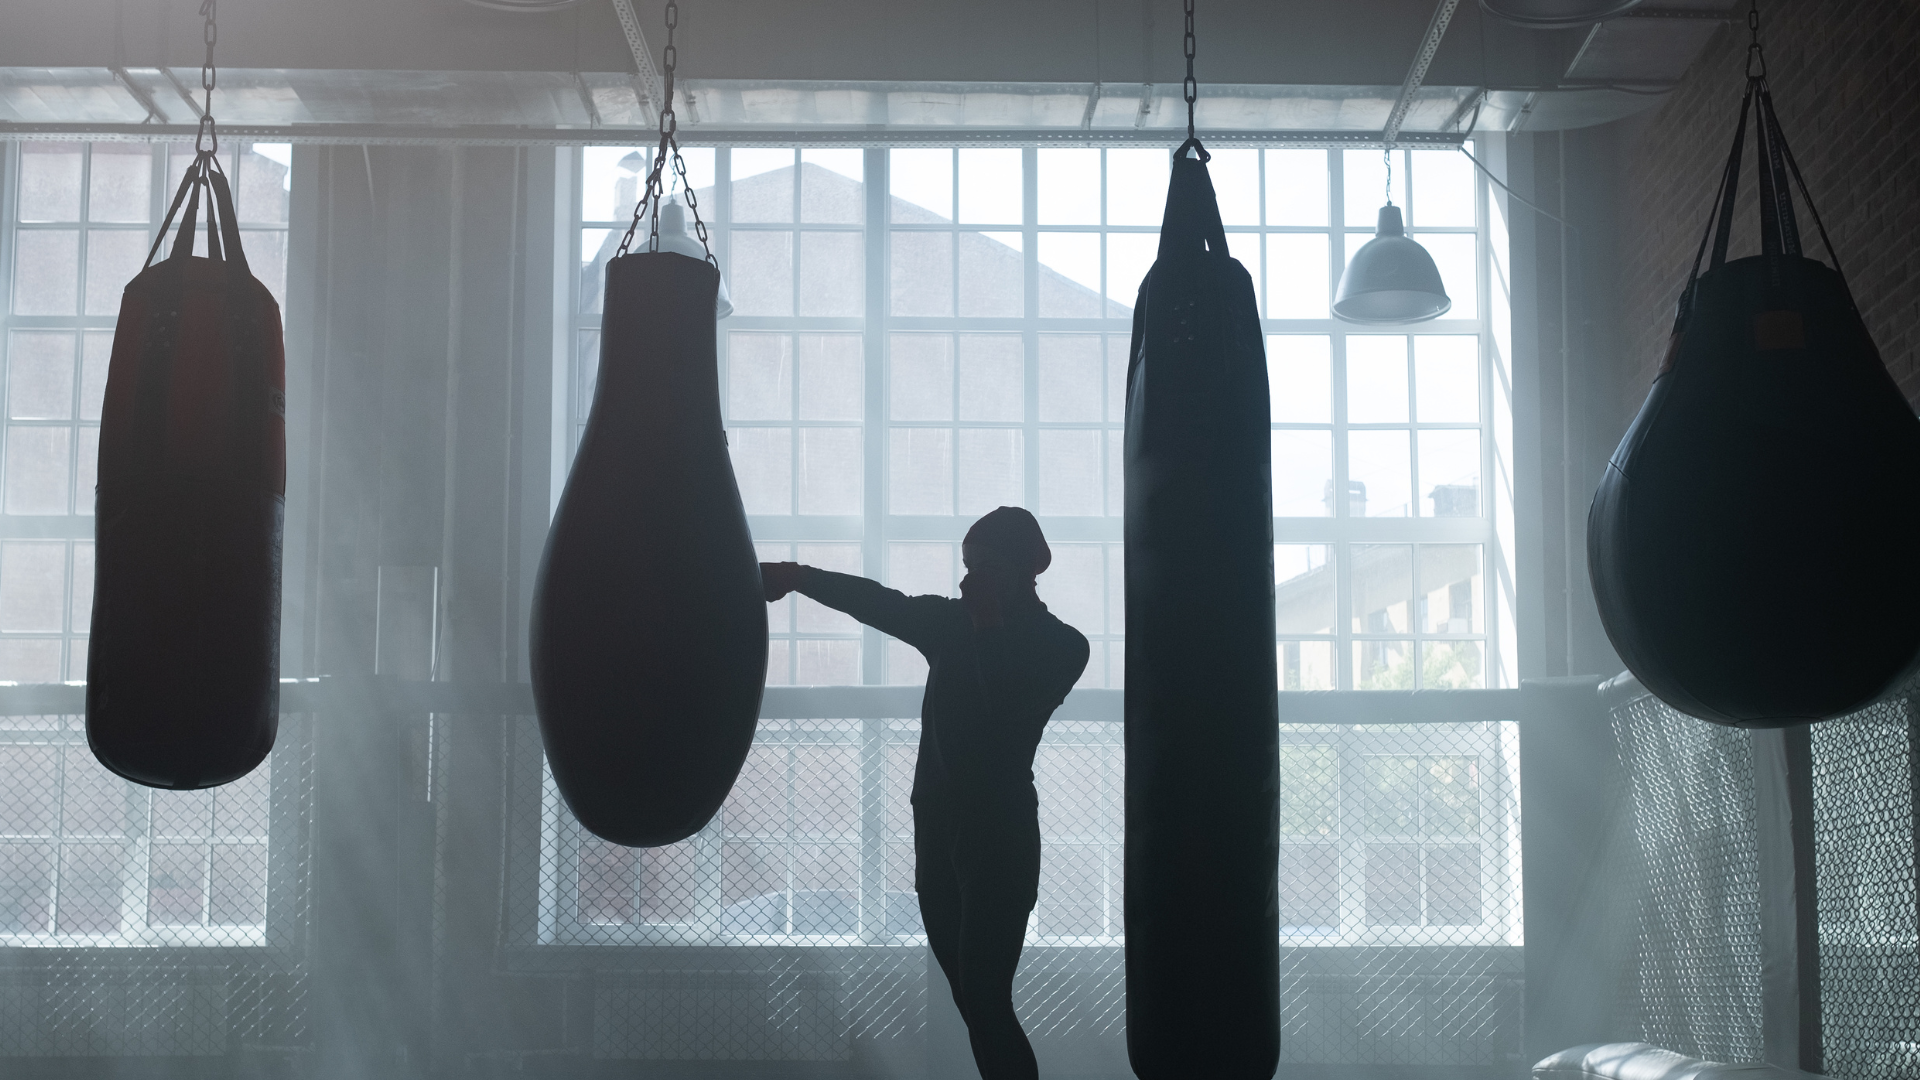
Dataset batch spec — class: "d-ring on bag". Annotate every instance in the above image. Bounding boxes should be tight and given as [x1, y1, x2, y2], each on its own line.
[1588, 75, 1920, 727]
[88, 151, 287, 788]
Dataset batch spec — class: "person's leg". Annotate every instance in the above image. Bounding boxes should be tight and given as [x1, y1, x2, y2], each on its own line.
[914, 804, 969, 1021]
[953, 818, 1042, 1080]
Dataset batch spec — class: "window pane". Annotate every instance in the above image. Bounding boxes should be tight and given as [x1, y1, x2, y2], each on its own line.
[88, 145, 152, 224]
[1348, 429, 1412, 517]
[1264, 149, 1328, 227]
[958, 232, 1024, 317]
[1280, 842, 1339, 929]
[1346, 336, 1410, 423]
[209, 844, 267, 924]
[798, 231, 863, 316]
[1208, 149, 1260, 227]
[1106, 232, 1156, 308]
[1418, 429, 1480, 518]
[1354, 639, 1415, 691]
[71, 542, 93, 635]
[80, 331, 111, 422]
[958, 334, 1023, 422]
[728, 427, 791, 514]
[728, 333, 793, 421]
[238, 144, 292, 225]
[1038, 149, 1100, 225]
[890, 149, 952, 221]
[75, 428, 97, 515]
[0, 639, 61, 682]
[958, 149, 1022, 225]
[796, 639, 860, 685]
[85, 230, 150, 315]
[13, 231, 80, 316]
[1423, 641, 1485, 690]
[1106, 431, 1123, 518]
[800, 149, 864, 224]
[1427, 843, 1482, 925]
[1106, 337, 1129, 423]
[579, 228, 614, 314]
[1365, 842, 1420, 924]
[59, 843, 127, 933]
[1275, 544, 1333, 635]
[1037, 233, 1102, 317]
[1412, 149, 1477, 228]
[730, 231, 794, 316]
[1271, 430, 1333, 517]
[957, 429, 1023, 515]
[0, 542, 66, 633]
[1343, 149, 1408, 228]
[1039, 335, 1102, 423]
[732, 148, 795, 223]
[1420, 232, 1478, 318]
[890, 231, 952, 317]
[1038, 429, 1101, 516]
[0, 751, 57, 833]
[1105, 149, 1169, 226]
[582, 147, 646, 223]
[241, 230, 289, 312]
[1352, 544, 1413, 634]
[890, 542, 956, 597]
[1265, 233, 1328, 319]
[889, 334, 952, 420]
[20, 144, 83, 222]
[1037, 543, 1103, 635]
[1279, 641, 1336, 692]
[1414, 336, 1480, 422]
[797, 428, 862, 515]
[8, 332, 75, 420]
[797, 334, 862, 421]
[889, 427, 952, 515]
[1268, 336, 1330, 424]
[4, 427, 71, 514]
[1419, 544, 1483, 635]
[0, 844, 52, 932]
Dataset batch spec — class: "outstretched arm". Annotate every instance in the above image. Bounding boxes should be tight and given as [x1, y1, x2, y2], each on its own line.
[761, 563, 955, 651]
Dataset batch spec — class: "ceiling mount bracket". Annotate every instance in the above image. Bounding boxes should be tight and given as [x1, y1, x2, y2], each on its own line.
[611, 0, 666, 128]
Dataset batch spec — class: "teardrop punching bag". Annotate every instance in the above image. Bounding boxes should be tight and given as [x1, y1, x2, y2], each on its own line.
[89, 154, 285, 790]
[530, 248, 767, 847]
[1590, 78, 1920, 727]
[1124, 140, 1280, 1078]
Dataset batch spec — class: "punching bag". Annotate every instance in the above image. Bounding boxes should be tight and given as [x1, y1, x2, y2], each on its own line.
[89, 152, 285, 790]
[1590, 78, 1920, 726]
[1124, 139, 1280, 1078]
[530, 249, 767, 847]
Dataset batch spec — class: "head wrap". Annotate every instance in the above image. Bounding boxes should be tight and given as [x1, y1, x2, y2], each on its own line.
[962, 506, 1052, 576]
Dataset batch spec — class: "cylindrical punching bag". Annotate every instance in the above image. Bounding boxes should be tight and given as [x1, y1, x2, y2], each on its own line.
[1590, 79, 1920, 727]
[531, 249, 767, 847]
[1124, 139, 1280, 1078]
[89, 154, 285, 790]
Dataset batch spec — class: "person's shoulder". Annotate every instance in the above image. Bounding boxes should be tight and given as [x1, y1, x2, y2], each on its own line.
[1041, 610, 1091, 656]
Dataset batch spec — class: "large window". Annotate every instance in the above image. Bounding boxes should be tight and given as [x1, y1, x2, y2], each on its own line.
[552, 142, 1515, 950]
[0, 141, 296, 945]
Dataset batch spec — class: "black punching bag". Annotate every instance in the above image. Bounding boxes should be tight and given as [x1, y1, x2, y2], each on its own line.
[1590, 79, 1920, 726]
[1124, 140, 1280, 1078]
[531, 250, 767, 847]
[89, 153, 285, 790]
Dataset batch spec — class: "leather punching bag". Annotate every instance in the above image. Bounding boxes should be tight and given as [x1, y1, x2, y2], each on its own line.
[1124, 140, 1281, 1078]
[1590, 78, 1920, 726]
[531, 250, 767, 847]
[89, 153, 285, 790]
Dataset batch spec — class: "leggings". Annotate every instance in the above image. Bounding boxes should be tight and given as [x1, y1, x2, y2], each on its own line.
[915, 804, 1042, 1080]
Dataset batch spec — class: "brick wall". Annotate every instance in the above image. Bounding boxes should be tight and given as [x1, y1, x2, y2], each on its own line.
[1616, 0, 1920, 416]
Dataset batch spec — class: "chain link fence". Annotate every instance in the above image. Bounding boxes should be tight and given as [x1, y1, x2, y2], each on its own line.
[502, 709, 1524, 1070]
[0, 712, 313, 1057]
[1811, 695, 1920, 1078]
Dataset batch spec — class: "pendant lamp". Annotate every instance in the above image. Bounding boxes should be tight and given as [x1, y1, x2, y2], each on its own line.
[1478, 0, 1644, 27]
[1333, 204, 1451, 324]
[656, 198, 734, 319]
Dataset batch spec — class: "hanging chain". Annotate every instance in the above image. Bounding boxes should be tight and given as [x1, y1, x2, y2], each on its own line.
[1182, 0, 1197, 139]
[616, 0, 715, 265]
[196, 0, 218, 153]
[1745, 0, 1766, 78]
[1384, 147, 1394, 206]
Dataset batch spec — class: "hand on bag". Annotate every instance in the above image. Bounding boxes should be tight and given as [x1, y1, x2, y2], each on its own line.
[760, 562, 808, 602]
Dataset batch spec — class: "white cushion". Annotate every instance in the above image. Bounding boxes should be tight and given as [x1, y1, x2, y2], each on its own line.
[1533, 1043, 1823, 1080]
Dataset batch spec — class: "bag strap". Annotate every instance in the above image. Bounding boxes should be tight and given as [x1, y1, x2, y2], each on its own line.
[144, 150, 251, 274]
[1156, 138, 1229, 264]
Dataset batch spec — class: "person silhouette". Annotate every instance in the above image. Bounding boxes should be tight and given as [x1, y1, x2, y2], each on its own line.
[760, 506, 1088, 1080]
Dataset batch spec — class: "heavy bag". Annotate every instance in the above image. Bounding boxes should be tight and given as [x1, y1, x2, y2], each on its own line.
[531, 251, 767, 847]
[1590, 79, 1920, 726]
[89, 152, 285, 789]
[1124, 140, 1281, 1079]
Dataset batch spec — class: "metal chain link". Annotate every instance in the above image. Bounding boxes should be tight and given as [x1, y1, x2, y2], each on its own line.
[616, 0, 715, 265]
[1745, 0, 1766, 78]
[1182, 0, 1197, 139]
[196, 0, 218, 153]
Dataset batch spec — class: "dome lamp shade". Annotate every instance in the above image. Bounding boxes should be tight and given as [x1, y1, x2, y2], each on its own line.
[1332, 205, 1451, 324]
[1478, 0, 1644, 28]
[655, 199, 733, 320]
